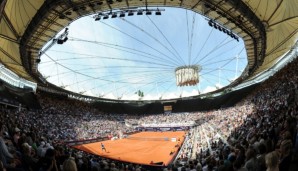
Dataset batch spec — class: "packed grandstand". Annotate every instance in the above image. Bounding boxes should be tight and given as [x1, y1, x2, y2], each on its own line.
[0, 53, 297, 170]
[1, 0, 298, 171]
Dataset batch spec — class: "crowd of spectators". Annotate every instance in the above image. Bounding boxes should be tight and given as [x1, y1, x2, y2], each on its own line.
[0, 56, 298, 171]
[37, 95, 136, 141]
[174, 56, 298, 170]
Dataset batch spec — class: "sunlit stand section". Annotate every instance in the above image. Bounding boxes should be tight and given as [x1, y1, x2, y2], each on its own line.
[175, 65, 202, 87]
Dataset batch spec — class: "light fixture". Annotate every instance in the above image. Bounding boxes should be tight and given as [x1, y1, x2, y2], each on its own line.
[56, 28, 69, 45]
[111, 13, 117, 18]
[137, 10, 143, 15]
[119, 12, 125, 17]
[155, 10, 161, 15]
[213, 24, 218, 29]
[65, 11, 72, 15]
[155, 8, 161, 15]
[93, 8, 163, 21]
[63, 37, 68, 42]
[57, 39, 64, 44]
[95, 16, 101, 21]
[208, 20, 214, 26]
[207, 19, 239, 42]
[59, 15, 66, 19]
[103, 15, 109, 19]
[128, 11, 134, 16]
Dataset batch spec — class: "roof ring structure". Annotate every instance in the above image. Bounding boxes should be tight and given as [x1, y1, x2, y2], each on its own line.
[1, 0, 297, 101]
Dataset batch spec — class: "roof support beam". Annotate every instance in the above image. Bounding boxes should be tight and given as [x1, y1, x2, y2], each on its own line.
[2, 12, 20, 39]
[269, 16, 298, 27]
[179, 0, 184, 7]
[267, 0, 284, 23]
[266, 28, 298, 57]
[105, 0, 113, 11]
[191, 0, 203, 10]
[0, 0, 7, 22]
[0, 46, 22, 65]
[0, 34, 18, 44]
[125, 0, 129, 8]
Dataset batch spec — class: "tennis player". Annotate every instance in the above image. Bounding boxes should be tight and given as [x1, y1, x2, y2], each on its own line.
[101, 143, 107, 152]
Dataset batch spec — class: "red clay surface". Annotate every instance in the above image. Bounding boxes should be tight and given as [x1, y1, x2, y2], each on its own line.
[73, 131, 186, 166]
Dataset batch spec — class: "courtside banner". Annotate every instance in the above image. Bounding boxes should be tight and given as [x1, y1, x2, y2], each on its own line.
[136, 126, 190, 131]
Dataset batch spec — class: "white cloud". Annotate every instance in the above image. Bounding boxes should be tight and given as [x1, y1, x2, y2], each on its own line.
[163, 92, 178, 99]
[215, 83, 223, 89]
[121, 93, 139, 100]
[182, 89, 199, 97]
[84, 90, 94, 96]
[202, 86, 217, 93]
[103, 92, 116, 99]
[143, 94, 159, 100]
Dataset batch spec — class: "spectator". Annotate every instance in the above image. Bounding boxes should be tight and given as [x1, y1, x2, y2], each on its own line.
[0, 122, 16, 170]
[265, 151, 279, 171]
[244, 147, 257, 171]
[279, 140, 292, 171]
[62, 158, 77, 171]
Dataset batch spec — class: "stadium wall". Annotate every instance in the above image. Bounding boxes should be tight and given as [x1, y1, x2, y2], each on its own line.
[91, 83, 260, 114]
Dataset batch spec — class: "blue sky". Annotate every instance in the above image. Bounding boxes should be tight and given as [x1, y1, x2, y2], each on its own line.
[39, 7, 247, 100]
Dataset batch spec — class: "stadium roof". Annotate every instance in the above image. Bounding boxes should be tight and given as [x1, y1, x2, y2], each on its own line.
[0, 0, 298, 99]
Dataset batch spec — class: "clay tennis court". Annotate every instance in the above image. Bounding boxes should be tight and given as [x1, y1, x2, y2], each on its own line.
[73, 131, 186, 166]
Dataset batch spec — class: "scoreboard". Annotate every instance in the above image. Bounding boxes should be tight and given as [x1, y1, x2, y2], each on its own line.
[164, 105, 172, 114]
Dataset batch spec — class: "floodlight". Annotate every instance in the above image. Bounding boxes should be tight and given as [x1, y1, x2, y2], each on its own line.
[128, 11, 134, 16]
[63, 37, 68, 42]
[119, 12, 125, 17]
[208, 20, 213, 27]
[103, 15, 109, 19]
[95, 16, 101, 21]
[137, 10, 143, 15]
[57, 39, 64, 44]
[111, 13, 117, 18]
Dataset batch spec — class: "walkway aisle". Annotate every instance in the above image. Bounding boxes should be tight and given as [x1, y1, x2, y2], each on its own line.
[202, 125, 212, 153]
[208, 124, 229, 146]
[191, 126, 199, 159]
